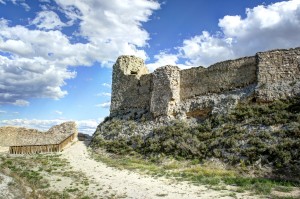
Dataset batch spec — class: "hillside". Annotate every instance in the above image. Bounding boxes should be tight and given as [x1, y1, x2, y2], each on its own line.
[91, 47, 300, 184]
[90, 48, 300, 198]
[91, 98, 300, 195]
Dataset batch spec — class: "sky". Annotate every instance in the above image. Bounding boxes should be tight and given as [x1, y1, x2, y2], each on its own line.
[0, 0, 300, 134]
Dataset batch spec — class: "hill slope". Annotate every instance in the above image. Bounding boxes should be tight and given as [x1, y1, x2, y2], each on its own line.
[91, 97, 300, 181]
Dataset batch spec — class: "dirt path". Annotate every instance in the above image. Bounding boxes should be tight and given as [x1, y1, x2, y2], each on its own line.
[62, 141, 256, 199]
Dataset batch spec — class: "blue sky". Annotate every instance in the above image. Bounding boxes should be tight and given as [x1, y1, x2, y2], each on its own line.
[0, 0, 300, 134]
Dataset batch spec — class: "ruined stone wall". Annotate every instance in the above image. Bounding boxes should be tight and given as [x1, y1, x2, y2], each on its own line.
[110, 47, 300, 119]
[110, 56, 152, 117]
[256, 48, 300, 101]
[180, 56, 257, 100]
[150, 66, 180, 118]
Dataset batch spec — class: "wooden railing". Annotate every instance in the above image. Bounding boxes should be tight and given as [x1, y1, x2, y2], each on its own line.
[9, 133, 76, 154]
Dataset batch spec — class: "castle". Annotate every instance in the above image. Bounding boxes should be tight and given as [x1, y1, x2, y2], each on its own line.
[110, 48, 300, 120]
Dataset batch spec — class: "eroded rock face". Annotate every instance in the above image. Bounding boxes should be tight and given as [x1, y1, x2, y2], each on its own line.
[109, 47, 300, 120]
[0, 121, 78, 147]
[47, 121, 78, 135]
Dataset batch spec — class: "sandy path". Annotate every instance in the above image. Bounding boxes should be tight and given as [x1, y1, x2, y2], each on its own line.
[62, 141, 256, 199]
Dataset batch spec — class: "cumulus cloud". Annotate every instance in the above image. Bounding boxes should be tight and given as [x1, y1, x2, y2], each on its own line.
[0, 0, 159, 106]
[0, 118, 102, 135]
[96, 102, 111, 109]
[179, 31, 235, 67]
[147, 51, 192, 71]
[149, 0, 300, 68]
[31, 11, 66, 30]
[55, 0, 159, 57]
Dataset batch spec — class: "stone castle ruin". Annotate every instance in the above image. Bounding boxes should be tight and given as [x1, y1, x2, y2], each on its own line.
[110, 48, 300, 120]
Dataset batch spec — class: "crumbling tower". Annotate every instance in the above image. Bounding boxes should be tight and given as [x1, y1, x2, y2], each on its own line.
[110, 55, 150, 117]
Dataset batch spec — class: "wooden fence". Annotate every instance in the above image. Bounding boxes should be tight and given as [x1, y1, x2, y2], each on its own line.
[9, 133, 77, 154]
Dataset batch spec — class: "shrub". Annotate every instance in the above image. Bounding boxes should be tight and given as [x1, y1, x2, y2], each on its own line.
[91, 97, 300, 180]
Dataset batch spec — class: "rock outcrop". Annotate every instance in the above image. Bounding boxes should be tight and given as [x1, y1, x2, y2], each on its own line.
[0, 122, 78, 147]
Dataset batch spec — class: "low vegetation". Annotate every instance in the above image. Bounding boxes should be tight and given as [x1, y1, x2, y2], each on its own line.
[91, 97, 300, 197]
[0, 154, 92, 199]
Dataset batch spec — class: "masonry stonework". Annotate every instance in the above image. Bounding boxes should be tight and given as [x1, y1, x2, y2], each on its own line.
[110, 47, 300, 119]
[256, 49, 300, 101]
[150, 66, 180, 118]
[180, 56, 257, 100]
[110, 56, 151, 118]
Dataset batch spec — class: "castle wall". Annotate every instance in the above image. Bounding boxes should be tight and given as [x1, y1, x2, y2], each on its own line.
[138, 73, 152, 110]
[150, 66, 180, 117]
[110, 48, 300, 119]
[110, 56, 151, 117]
[180, 56, 257, 100]
[256, 48, 300, 101]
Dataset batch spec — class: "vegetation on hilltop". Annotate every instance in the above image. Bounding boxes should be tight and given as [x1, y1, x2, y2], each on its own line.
[91, 97, 300, 182]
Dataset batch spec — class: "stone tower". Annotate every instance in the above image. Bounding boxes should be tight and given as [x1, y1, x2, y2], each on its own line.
[110, 55, 150, 117]
[150, 65, 180, 118]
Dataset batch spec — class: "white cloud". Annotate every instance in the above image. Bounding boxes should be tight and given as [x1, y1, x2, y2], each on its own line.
[96, 102, 111, 109]
[96, 92, 111, 97]
[147, 51, 191, 71]
[101, 83, 111, 88]
[54, 110, 63, 115]
[6, 0, 30, 11]
[76, 119, 100, 134]
[31, 11, 66, 30]
[179, 31, 234, 66]
[20, 2, 30, 11]
[0, 110, 6, 114]
[54, 0, 160, 60]
[12, 100, 29, 106]
[149, 0, 300, 68]
[0, 0, 160, 106]
[0, 118, 102, 135]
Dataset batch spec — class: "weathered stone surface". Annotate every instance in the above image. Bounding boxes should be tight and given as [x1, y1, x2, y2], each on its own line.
[175, 84, 256, 120]
[47, 121, 78, 135]
[150, 65, 180, 118]
[180, 56, 257, 100]
[110, 55, 151, 118]
[0, 122, 77, 147]
[256, 48, 300, 101]
[109, 47, 300, 119]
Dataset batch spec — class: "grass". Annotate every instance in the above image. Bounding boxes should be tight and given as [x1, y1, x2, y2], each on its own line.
[90, 97, 300, 198]
[91, 98, 300, 179]
[90, 149, 299, 197]
[0, 154, 94, 199]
